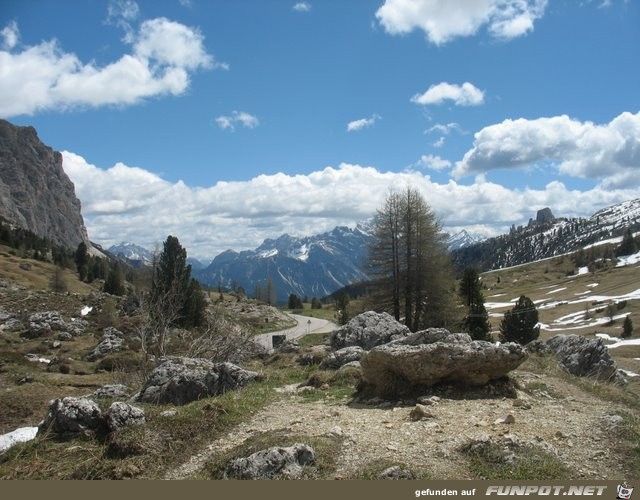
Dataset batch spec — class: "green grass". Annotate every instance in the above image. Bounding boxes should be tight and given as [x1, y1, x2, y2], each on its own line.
[298, 332, 331, 347]
[460, 440, 573, 480]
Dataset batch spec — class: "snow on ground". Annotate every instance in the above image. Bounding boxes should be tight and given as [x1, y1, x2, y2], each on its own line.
[578, 266, 590, 275]
[546, 287, 567, 295]
[81, 305, 93, 316]
[596, 333, 621, 342]
[0, 427, 38, 454]
[488, 293, 506, 298]
[616, 251, 640, 268]
[587, 283, 599, 288]
[620, 369, 640, 378]
[485, 302, 515, 310]
[604, 338, 640, 349]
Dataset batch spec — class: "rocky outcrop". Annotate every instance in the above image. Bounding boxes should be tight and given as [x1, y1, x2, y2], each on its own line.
[85, 327, 125, 361]
[92, 384, 131, 399]
[225, 443, 316, 480]
[37, 397, 105, 440]
[360, 329, 527, 397]
[538, 334, 622, 382]
[0, 119, 89, 249]
[319, 346, 365, 370]
[136, 357, 265, 405]
[105, 402, 146, 432]
[330, 311, 410, 350]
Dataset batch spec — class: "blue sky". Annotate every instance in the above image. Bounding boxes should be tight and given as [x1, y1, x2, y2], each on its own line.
[1, 0, 639, 261]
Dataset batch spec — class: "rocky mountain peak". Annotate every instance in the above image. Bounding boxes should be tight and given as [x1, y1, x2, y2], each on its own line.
[0, 119, 89, 249]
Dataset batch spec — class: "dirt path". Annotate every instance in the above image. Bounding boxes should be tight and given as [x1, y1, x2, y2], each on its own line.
[165, 370, 630, 480]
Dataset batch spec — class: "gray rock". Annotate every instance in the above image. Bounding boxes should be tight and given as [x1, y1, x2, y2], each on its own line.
[86, 327, 125, 361]
[57, 332, 73, 341]
[92, 384, 131, 399]
[105, 402, 145, 432]
[410, 404, 436, 421]
[320, 346, 365, 370]
[225, 443, 316, 480]
[66, 319, 89, 336]
[0, 119, 90, 248]
[277, 339, 300, 353]
[136, 356, 265, 405]
[330, 311, 410, 350]
[0, 317, 23, 332]
[339, 360, 361, 370]
[601, 414, 623, 431]
[37, 397, 105, 439]
[543, 334, 621, 382]
[25, 311, 67, 338]
[377, 466, 416, 480]
[398, 328, 472, 346]
[360, 331, 527, 398]
[52, 340, 61, 349]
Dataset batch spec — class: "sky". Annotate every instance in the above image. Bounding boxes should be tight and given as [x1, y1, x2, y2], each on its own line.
[1, 0, 639, 262]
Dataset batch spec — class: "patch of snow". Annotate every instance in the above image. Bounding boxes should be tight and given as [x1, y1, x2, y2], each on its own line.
[0, 427, 38, 453]
[620, 369, 640, 378]
[81, 306, 93, 316]
[606, 338, 640, 349]
[574, 291, 591, 296]
[596, 333, 621, 342]
[578, 266, 589, 275]
[546, 287, 567, 295]
[586, 283, 599, 288]
[616, 251, 640, 268]
[485, 302, 515, 310]
[258, 248, 278, 259]
[488, 293, 506, 298]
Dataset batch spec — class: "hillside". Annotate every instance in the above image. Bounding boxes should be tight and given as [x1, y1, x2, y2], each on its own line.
[451, 200, 640, 272]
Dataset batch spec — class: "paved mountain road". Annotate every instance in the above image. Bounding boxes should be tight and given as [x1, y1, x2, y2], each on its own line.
[253, 313, 337, 352]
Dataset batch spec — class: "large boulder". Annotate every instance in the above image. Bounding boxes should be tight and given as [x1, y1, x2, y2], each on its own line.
[330, 311, 410, 350]
[86, 327, 125, 361]
[105, 402, 146, 432]
[225, 443, 316, 480]
[25, 311, 67, 338]
[542, 334, 621, 382]
[37, 397, 105, 439]
[319, 346, 365, 370]
[136, 357, 265, 405]
[360, 329, 527, 398]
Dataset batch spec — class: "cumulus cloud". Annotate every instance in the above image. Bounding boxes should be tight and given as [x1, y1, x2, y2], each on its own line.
[1, 21, 18, 50]
[347, 114, 381, 132]
[292, 2, 312, 12]
[412, 82, 484, 107]
[454, 111, 640, 188]
[215, 111, 260, 131]
[376, 0, 548, 45]
[413, 154, 452, 170]
[62, 152, 640, 261]
[0, 18, 222, 117]
[426, 122, 462, 135]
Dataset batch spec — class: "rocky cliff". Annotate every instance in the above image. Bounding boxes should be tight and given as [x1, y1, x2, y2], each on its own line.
[0, 119, 89, 249]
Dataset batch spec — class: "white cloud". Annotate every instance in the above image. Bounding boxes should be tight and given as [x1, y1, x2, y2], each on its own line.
[62, 152, 640, 261]
[426, 122, 461, 135]
[292, 2, 312, 12]
[0, 18, 222, 117]
[215, 111, 260, 131]
[347, 114, 381, 132]
[412, 82, 484, 106]
[432, 136, 446, 148]
[454, 111, 640, 188]
[376, 0, 548, 45]
[1, 21, 18, 50]
[413, 154, 451, 170]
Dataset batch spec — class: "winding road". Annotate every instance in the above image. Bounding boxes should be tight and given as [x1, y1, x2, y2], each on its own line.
[253, 313, 337, 352]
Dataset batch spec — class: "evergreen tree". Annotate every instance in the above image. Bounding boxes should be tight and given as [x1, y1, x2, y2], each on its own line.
[288, 293, 303, 310]
[74, 242, 89, 281]
[336, 291, 350, 325]
[459, 268, 491, 341]
[311, 297, 323, 309]
[616, 228, 638, 257]
[499, 296, 540, 345]
[623, 316, 633, 338]
[103, 263, 125, 296]
[181, 278, 207, 328]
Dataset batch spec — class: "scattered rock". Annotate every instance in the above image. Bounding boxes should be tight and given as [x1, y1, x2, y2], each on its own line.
[92, 384, 131, 399]
[160, 409, 178, 418]
[601, 414, 623, 431]
[330, 311, 410, 350]
[360, 330, 527, 398]
[0, 318, 23, 332]
[512, 399, 532, 409]
[277, 339, 300, 353]
[417, 395, 440, 406]
[409, 404, 436, 421]
[57, 332, 73, 341]
[319, 346, 364, 370]
[225, 443, 316, 480]
[136, 356, 265, 405]
[105, 402, 146, 432]
[378, 466, 416, 480]
[52, 340, 61, 349]
[25, 311, 67, 338]
[37, 397, 105, 440]
[85, 327, 125, 361]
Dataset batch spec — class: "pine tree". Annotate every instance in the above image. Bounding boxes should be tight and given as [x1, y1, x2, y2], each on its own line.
[103, 263, 125, 296]
[459, 268, 491, 341]
[288, 293, 303, 310]
[336, 291, 350, 325]
[623, 316, 633, 338]
[74, 242, 89, 281]
[311, 297, 323, 309]
[616, 228, 638, 257]
[500, 296, 540, 345]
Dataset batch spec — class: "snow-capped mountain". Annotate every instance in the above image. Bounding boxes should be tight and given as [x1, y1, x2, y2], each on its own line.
[446, 229, 484, 251]
[107, 242, 154, 268]
[194, 223, 373, 302]
[451, 199, 640, 271]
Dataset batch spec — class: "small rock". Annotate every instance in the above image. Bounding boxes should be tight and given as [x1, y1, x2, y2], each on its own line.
[417, 395, 439, 406]
[495, 414, 516, 425]
[52, 341, 61, 349]
[378, 466, 416, 480]
[105, 402, 146, 432]
[160, 409, 178, 418]
[92, 384, 131, 399]
[512, 399, 531, 409]
[325, 426, 344, 438]
[409, 404, 435, 421]
[225, 443, 315, 480]
[57, 332, 73, 341]
[601, 414, 623, 430]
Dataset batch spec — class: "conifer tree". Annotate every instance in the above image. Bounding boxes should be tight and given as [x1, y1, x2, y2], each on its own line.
[499, 295, 540, 345]
[459, 268, 491, 341]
